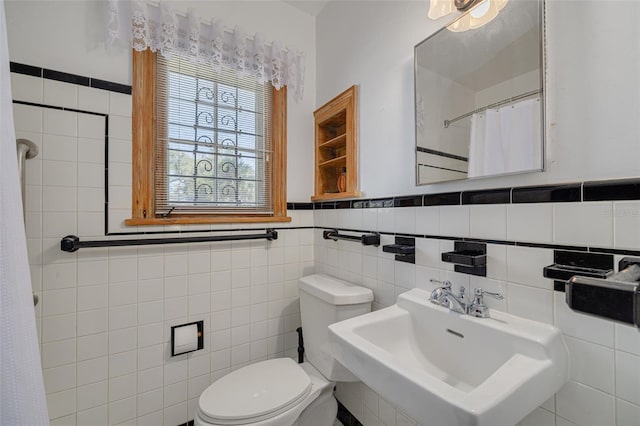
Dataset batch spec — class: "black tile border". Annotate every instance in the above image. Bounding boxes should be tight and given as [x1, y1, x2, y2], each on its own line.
[424, 191, 461, 206]
[90, 78, 132, 95]
[462, 188, 511, 205]
[10, 61, 132, 95]
[309, 177, 640, 210]
[417, 146, 469, 162]
[318, 226, 640, 257]
[512, 184, 581, 203]
[394, 195, 422, 207]
[10, 62, 41, 77]
[287, 202, 314, 210]
[13, 100, 111, 235]
[584, 178, 640, 201]
[13, 100, 108, 117]
[43, 68, 89, 86]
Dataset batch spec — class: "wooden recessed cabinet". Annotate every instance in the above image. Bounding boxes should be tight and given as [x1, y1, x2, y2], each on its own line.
[312, 85, 359, 201]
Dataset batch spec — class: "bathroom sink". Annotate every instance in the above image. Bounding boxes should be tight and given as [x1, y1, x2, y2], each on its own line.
[328, 288, 568, 426]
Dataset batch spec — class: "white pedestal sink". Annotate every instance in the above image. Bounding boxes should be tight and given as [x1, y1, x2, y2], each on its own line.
[328, 288, 568, 426]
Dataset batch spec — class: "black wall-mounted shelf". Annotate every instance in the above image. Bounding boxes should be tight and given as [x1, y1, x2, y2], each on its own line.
[442, 241, 487, 276]
[383, 236, 415, 264]
[543, 250, 614, 292]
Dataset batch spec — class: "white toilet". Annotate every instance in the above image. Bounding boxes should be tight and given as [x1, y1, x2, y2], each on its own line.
[195, 274, 373, 426]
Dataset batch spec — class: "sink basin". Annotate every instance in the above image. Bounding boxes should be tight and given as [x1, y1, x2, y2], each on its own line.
[328, 288, 568, 426]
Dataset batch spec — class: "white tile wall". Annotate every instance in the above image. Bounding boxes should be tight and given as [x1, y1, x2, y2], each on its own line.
[315, 201, 640, 426]
[15, 72, 640, 426]
[16, 78, 312, 426]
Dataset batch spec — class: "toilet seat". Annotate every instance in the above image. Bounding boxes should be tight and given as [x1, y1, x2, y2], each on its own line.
[198, 358, 312, 425]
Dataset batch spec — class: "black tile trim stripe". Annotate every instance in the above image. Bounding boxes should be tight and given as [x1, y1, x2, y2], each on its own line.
[10, 62, 41, 77]
[462, 188, 511, 205]
[417, 146, 469, 162]
[177, 420, 194, 426]
[424, 192, 461, 206]
[512, 184, 582, 203]
[10, 62, 132, 95]
[107, 226, 316, 237]
[418, 162, 468, 174]
[43, 68, 89, 86]
[583, 178, 640, 201]
[287, 202, 314, 210]
[310, 177, 640, 210]
[13, 100, 108, 117]
[394, 195, 422, 207]
[13, 100, 111, 235]
[90, 78, 132, 95]
[320, 226, 640, 261]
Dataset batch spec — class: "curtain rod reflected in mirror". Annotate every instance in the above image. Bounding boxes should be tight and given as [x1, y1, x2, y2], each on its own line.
[416, 0, 544, 185]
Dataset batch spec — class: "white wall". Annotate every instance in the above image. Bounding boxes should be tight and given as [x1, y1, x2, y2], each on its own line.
[6, 1, 318, 425]
[5, 0, 317, 201]
[316, 0, 640, 197]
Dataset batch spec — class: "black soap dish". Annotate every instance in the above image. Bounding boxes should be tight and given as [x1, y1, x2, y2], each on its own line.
[442, 250, 486, 266]
[543, 250, 614, 292]
[442, 241, 487, 276]
[543, 264, 613, 282]
[383, 236, 415, 264]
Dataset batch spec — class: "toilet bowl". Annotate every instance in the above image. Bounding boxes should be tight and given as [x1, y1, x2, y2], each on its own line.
[195, 274, 373, 426]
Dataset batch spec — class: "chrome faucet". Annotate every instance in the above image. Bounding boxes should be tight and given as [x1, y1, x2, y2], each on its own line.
[429, 279, 467, 314]
[429, 280, 503, 318]
[468, 288, 504, 318]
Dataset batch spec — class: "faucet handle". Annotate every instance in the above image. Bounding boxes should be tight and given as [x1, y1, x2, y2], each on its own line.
[469, 288, 504, 318]
[428, 279, 451, 304]
[473, 288, 504, 300]
[430, 279, 452, 289]
[458, 286, 466, 300]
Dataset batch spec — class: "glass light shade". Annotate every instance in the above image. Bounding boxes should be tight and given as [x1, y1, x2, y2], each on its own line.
[428, 0, 457, 19]
[448, 0, 510, 32]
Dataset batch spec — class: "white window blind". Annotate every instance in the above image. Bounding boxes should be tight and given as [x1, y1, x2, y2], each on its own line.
[155, 54, 273, 215]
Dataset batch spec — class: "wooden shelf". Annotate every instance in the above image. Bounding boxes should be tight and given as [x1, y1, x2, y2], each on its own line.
[311, 191, 361, 202]
[319, 133, 347, 149]
[319, 155, 346, 168]
[312, 86, 358, 200]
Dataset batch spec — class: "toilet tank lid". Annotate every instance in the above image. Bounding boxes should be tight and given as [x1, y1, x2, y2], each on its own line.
[298, 274, 373, 305]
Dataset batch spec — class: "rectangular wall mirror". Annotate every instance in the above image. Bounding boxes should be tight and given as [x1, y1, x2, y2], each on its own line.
[415, 0, 544, 185]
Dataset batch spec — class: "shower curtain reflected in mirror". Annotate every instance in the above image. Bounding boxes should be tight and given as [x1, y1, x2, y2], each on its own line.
[467, 97, 542, 178]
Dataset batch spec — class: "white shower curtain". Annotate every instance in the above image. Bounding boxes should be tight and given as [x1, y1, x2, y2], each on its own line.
[0, 0, 50, 424]
[467, 97, 542, 177]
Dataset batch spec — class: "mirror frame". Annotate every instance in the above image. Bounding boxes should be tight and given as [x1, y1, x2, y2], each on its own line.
[414, 0, 546, 186]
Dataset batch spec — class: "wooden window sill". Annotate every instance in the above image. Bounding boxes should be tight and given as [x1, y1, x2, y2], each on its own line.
[125, 216, 292, 226]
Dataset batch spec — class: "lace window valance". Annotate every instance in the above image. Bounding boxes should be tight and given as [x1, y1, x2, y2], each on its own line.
[106, 0, 305, 101]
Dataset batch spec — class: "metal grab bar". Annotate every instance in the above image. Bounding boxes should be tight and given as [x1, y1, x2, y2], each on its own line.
[60, 229, 278, 252]
[322, 229, 380, 247]
[16, 138, 38, 221]
[16, 139, 39, 307]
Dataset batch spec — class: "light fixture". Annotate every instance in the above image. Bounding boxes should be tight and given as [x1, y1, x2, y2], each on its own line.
[428, 0, 509, 32]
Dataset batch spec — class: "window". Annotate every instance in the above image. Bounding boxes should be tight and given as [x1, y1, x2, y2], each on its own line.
[127, 50, 289, 225]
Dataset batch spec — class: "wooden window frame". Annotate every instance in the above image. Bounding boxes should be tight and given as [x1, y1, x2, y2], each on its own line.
[126, 49, 290, 226]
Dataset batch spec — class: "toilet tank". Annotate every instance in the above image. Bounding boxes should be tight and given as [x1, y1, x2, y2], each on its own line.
[298, 274, 373, 381]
